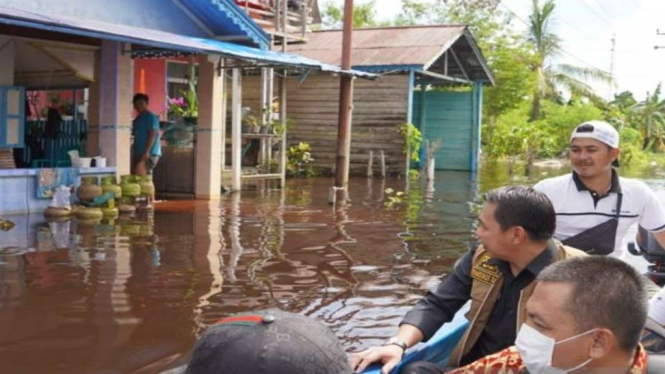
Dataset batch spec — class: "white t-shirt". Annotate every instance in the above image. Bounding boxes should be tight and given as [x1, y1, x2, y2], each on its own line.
[534, 172, 665, 258]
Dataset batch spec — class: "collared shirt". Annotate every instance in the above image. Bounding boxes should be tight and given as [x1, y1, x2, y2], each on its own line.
[447, 344, 648, 374]
[534, 171, 665, 258]
[400, 241, 558, 366]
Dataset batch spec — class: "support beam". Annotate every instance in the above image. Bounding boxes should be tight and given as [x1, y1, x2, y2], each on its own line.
[231, 68, 242, 191]
[449, 48, 470, 81]
[195, 55, 224, 199]
[416, 70, 472, 85]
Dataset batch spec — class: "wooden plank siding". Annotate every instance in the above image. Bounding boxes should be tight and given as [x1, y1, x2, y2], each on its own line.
[239, 73, 409, 175]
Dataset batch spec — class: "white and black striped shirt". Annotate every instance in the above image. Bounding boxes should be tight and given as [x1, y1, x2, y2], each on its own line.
[534, 171, 665, 258]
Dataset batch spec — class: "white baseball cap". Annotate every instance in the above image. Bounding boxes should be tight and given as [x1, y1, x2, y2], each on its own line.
[570, 120, 620, 148]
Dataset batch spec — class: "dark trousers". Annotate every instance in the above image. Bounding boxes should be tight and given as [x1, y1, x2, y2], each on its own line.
[399, 361, 445, 374]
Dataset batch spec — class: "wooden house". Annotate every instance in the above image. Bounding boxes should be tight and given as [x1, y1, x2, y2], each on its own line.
[243, 25, 494, 174]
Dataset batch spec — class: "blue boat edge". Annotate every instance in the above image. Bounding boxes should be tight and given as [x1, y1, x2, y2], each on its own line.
[361, 305, 470, 374]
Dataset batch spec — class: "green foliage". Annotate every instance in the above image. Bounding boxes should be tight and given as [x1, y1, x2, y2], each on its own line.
[619, 128, 648, 166]
[485, 100, 604, 160]
[628, 84, 665, 152]
[483, 36, 536, 132]
[321, 0, 380, 29]
[286, 142, 317, 178]
[398, 123, 423, 163]
[167, 81, 199, 118]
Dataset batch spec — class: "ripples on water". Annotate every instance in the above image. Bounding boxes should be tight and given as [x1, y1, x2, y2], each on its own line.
[1, 165, 664, 373]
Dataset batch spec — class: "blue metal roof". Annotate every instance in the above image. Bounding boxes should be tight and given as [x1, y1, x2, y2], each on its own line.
[186, 0, 270, 49]
[0, 6, 375, 78]
[1, 0, 269, 49]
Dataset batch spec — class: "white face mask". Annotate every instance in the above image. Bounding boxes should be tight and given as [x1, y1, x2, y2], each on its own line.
[515, 324, 598, 374]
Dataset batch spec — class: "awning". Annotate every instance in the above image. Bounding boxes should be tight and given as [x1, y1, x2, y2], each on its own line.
[0, 6, 376, 79]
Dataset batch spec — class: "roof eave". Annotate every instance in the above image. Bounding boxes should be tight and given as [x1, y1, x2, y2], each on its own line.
[353, 64, 423, 73]
[462, 30, 495, 86]
[208, 0, 271, 49]
[422, 27, 466, 71]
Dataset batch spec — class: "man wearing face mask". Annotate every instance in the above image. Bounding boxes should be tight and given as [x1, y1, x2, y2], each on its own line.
[447, 256, 665, 374]
[350, 187, 586, 373]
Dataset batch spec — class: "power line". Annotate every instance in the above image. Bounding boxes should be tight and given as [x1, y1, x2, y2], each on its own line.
[589, 0, 619, 22]
[578, 0, 614, 30]
[498, 1, 609, 73]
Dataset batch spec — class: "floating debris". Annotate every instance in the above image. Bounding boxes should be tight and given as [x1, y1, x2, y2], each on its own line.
[0, 219, 15, 231]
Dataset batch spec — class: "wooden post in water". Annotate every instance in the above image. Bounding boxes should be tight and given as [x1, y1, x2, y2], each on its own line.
[426, 140, 435, 181]
[367, 151, 373, 178]
[380, 150, 386, 178]
[231, 68, 242, 192]
[334, 0, 355, 188]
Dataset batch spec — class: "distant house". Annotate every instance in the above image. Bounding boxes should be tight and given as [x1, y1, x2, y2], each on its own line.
[244, 25, 495, 174]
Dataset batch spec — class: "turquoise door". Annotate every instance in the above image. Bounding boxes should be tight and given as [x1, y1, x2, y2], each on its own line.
[412, 82, 482, 171]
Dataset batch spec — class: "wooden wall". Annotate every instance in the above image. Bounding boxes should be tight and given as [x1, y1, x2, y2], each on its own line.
[240, 73, 410, 175]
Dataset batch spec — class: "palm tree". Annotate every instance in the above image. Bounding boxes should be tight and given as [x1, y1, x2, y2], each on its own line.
[527, 0, 613, 121]
[630, 84, 665, 151]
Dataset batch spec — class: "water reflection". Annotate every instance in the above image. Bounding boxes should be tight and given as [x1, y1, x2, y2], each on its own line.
[1, 165, 662, 373]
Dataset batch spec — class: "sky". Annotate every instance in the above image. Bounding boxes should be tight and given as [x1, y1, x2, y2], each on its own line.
[323, 0, 665, 100]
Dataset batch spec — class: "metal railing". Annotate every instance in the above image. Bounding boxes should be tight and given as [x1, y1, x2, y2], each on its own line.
[235, 0, 313, 41]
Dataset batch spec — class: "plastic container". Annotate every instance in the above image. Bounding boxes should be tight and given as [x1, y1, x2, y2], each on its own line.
[94, 157, 107, 168]
[77, 177, 103, 201]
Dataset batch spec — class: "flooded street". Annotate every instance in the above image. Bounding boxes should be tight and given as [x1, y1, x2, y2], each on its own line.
[2, 165, 665, 373]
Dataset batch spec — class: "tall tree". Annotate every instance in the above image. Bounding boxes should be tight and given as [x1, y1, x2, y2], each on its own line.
[321, 0, 380, 29]
[527, 0, 612, 121]
[630, 84, 665, 151]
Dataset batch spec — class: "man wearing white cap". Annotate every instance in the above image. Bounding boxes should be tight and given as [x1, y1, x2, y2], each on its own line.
[534, 120, 665, 259]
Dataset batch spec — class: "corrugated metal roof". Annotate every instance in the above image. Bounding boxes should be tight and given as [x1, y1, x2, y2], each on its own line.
[0, 6, 376, 78]
[287, 25, 467, 68]
[1, 0, 269, 48]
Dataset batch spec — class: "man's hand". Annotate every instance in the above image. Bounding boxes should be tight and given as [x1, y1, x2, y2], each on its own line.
[348, 345, 404, 374]
[139, 152, 149, 162]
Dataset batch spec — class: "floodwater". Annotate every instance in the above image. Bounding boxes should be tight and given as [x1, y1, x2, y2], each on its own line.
[1, 163, 665, 373]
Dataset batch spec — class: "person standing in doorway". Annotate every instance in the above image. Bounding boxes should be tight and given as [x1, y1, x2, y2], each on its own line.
[132, 93, 161, 177]
[132, 93, 161, 205]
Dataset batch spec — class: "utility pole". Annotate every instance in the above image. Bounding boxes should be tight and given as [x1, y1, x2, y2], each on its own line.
[334, 0, 355, 188]
[608, 33, 615, 101]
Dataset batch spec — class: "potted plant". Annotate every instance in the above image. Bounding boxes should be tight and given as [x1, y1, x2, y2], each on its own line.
[167, 81, 199, 126]
[242, 108, 260, 134]
[60, 99, 74, 121]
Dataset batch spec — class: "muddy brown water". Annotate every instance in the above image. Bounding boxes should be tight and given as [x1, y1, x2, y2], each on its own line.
[1, 165, 665, 373]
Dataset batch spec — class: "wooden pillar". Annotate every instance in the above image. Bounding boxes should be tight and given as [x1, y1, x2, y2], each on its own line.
[195, 55, 224, 199]
[220, 63, 228, 185]
[279, 73, 287, 188]
[231, 68, 243, 192]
